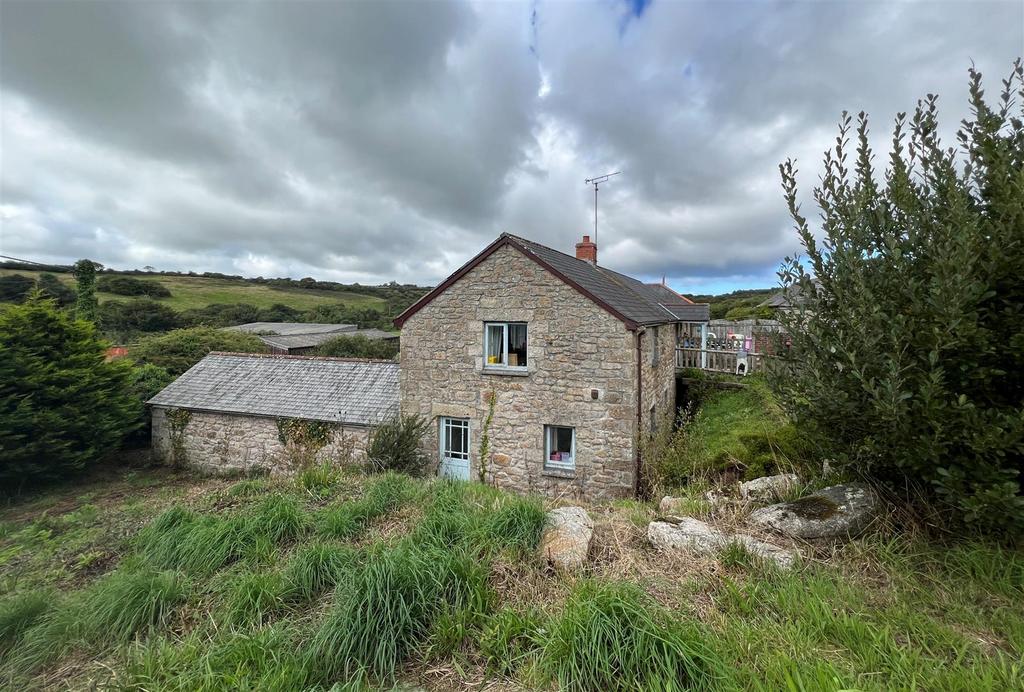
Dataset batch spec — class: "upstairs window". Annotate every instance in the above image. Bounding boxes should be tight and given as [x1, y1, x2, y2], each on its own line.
[485, 322, 528, 368]
[544, 425, 575, 473]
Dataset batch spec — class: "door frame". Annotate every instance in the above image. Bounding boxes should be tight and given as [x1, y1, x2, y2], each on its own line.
[438, 416, 471, 480]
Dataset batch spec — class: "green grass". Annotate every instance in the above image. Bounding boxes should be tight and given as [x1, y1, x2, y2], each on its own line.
[0, 269, 386, 312]
[2, 470, 1022, 690]
[541, 580, 725, 691]
[317, 472, 417, 540]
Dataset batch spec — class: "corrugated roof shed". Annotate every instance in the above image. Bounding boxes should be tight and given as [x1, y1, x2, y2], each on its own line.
[147, 352, 398, 425]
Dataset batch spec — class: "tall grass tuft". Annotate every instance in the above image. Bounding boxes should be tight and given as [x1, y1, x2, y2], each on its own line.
[12, 568, 184, 674]
[480, 606, 546, 677]
[0, 591, 51, 655]
[135, 509, 244, 576]
[252, 494, 308, 543]
[541, 580, 724, 691]
[304, 542, 491, 685]
[221, 571, 286, 627]
[317, 472, 416, 539]
[121, 622, 309, 691]
[281, 543, 359, 603]
[484, 495, 547, 556]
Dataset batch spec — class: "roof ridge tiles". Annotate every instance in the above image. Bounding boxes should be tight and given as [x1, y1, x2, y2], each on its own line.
[208, 351, 398, 365]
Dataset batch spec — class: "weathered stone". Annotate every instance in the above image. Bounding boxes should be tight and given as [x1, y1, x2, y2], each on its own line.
[747, 483, 881, 539]
[151, 408, 368, 476]
[539, 506, 593, 571]
[740, 473, 800, 503]
[398, 243, 677, 500]
[648, 518, 797, 569]
[492, 453, 511, 466]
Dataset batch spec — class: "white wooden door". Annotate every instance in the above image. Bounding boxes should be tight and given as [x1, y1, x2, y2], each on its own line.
[439, 417, 470, 480]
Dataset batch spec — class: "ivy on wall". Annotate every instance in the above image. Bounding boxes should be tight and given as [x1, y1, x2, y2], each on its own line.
[165, 408, 192, 469]
[478, 390, 496, 483]
[276, 419, 338, 470]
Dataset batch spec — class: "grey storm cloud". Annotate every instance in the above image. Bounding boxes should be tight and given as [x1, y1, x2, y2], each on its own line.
[1, 0, 1021, 291]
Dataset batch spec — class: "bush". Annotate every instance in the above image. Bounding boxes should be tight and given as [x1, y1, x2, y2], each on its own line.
[540, 580, 723, 691]
[0, 296, 141, 486]
[316, 334, 399, 360]
[96, 275, 171, 298]
[366, 414, 431, 476]
[131, 326, 267, 375]
[99, 298, 181, 336]
[774, 61, 1024, 532]
[35, 273, 75, 307]
[0, 274, 36, 303]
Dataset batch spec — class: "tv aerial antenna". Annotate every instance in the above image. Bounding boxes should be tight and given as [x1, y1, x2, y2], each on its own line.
[584, 171, 620, 244]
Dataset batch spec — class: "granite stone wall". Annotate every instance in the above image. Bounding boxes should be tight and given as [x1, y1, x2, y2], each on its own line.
[399, 243, 647, 500]
[151, 407, 368, 476]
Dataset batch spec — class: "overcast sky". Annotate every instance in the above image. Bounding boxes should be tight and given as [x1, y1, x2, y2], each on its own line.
[1, 1, 1021, 293]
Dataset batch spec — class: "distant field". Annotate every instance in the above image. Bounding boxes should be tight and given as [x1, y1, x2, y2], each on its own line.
[0, 269, 386, 311]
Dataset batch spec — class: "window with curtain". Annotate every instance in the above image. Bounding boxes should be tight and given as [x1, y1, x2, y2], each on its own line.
[484, 322, 527, 368]
[544, 425, 575, 472]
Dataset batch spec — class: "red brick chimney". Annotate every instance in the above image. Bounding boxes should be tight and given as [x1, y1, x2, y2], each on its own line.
[575, 234, 597, 264]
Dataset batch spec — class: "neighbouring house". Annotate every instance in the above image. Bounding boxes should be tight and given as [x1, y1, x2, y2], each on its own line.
[224, 321, 399, 355]
[395, 233, 710, 500]
[148, 352, 398, 475]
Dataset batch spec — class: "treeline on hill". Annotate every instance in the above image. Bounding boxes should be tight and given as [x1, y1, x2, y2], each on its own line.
[0, 261, 428, 313]
[685, 288, 776, 320]
[97, 300, 397, 342]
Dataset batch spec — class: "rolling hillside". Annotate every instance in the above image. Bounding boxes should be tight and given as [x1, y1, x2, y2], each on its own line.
[0, 269, 388, 312]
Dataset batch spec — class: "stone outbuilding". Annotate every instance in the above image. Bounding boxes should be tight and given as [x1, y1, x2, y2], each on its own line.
[394, 232, 709, 500]
[148, 352, 398, 475]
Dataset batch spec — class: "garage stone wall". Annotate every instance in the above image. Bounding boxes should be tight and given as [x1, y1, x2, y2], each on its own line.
[151, 407, 369, 476]
[399, 243, 640, 501]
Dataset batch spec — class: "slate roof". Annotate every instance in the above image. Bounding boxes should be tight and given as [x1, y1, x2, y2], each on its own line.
[258, 329, 400, 351]
[147, 353, 398, 425]
[225, 322, 357, 336]
[394, 233, 710, 328]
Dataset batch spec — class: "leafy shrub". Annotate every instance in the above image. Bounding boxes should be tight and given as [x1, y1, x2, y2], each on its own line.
[774, 61, 1024, 532]
[316, 334, 399, 360]
[366, 414, 431, 476]
[35, 273, 75, 306]
[96, 275, 171, 298]
[99, 298, 180, 335]
[131, 326, 267, 375]
[540, 580, 723, 691]
[0, 296, 141, 486]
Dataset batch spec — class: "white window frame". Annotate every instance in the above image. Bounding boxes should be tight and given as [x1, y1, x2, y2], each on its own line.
[544, 425, 576, 473]
[439, 417, 470, 462]
[484, 321, 527, 369]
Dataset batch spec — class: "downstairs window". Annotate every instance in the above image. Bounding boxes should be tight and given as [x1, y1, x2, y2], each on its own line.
[544, 425, 575, 473]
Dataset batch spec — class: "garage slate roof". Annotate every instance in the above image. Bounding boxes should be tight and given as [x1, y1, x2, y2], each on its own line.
[147, 352, 398, 425]
[394, 233, 710, 328]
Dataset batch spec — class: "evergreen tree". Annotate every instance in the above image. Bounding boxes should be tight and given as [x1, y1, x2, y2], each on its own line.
[774, 61, 1024, 532]
[0, 294, 140, 485]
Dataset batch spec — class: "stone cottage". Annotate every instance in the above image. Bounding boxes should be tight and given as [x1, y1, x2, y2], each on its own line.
[395, 233, 709, 500]
[148, 352, 398, 475]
